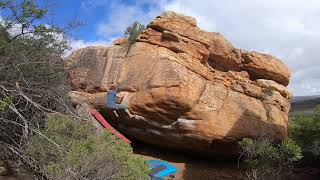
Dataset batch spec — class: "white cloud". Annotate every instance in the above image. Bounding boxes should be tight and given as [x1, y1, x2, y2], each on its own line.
[94, 1, 166, 38]
[0, 16, 24, 36]
[162, 0, 320, 96]
[64, 38, 112, 57]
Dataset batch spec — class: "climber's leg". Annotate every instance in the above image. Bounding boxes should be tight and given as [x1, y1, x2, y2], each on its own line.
[125, 109, 135, 118]
[113, 104, 135, 118]
[113, 110, 119, 117]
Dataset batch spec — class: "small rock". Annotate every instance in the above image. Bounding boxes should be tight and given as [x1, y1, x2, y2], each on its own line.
[113, 38, 128, 45]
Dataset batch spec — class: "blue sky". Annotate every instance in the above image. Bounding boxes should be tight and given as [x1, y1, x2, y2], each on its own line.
[3, 0, 320, 96]
[47, 0, 166, 43]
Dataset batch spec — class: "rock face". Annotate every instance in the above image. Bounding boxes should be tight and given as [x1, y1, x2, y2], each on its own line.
[67, 12, 291, 156]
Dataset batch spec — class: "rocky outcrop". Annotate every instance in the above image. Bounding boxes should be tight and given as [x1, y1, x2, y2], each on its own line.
[67, 12, 291, 156]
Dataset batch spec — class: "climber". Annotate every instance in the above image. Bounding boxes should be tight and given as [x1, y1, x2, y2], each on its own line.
[106, 83, 135, 118]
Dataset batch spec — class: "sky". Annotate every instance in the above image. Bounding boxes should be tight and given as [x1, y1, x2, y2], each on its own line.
[13, 0, 320, 96]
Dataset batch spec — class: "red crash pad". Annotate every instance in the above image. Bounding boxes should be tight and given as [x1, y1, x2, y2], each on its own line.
[90, 109, 131, 144]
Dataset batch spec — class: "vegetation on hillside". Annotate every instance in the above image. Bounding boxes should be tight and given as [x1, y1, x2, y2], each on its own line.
[288, 105, 320, 165]
[239, 105, 320, 180]
[0, 1, 149, 179]
[239, 138, 302, 180]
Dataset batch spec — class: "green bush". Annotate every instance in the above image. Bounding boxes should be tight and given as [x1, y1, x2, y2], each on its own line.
[288, 105, 320, 163]
[239, 138, 302, 180]
[1, 0, 71, 153]
[124, 21, 145, 46]
[0, 97, 10, 112]
[26, 114, 149, 180]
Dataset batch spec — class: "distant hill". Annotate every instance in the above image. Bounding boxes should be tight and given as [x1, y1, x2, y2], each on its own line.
[290, 95, 320, 115]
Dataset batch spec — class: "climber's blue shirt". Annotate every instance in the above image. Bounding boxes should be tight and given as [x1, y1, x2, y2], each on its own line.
[106, 90, 117, 106]
[106, 90, 127, 110]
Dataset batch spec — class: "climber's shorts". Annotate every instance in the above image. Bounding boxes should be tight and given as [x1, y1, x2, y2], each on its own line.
[106, 103, 127, 110]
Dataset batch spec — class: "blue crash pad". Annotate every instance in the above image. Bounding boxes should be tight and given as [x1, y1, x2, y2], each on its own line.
[148, 159, 177, 178]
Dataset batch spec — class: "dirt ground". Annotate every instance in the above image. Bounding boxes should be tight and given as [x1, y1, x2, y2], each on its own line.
[132, 142, 245, 180]
[133, 142, 320, 180]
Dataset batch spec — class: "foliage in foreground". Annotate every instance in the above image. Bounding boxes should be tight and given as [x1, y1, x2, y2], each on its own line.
[0, 0, 70, 151]
[27, 114, 149, 180]
[239, 138, 302, 180]
[0, 1, 147, 179]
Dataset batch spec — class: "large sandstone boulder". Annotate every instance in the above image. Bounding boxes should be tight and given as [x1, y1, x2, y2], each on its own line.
[67, 12, 291, 157]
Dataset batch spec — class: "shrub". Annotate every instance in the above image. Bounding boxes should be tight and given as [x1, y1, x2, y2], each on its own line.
[124, 21, 145, 46]
[0, 0, 71, 155]
[27, 114, 149, 180]
[239, 138, 302, 180]
[0, 97, 10, 112]
[288, 105, 320, 163]
[0, 0, 81, 175]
